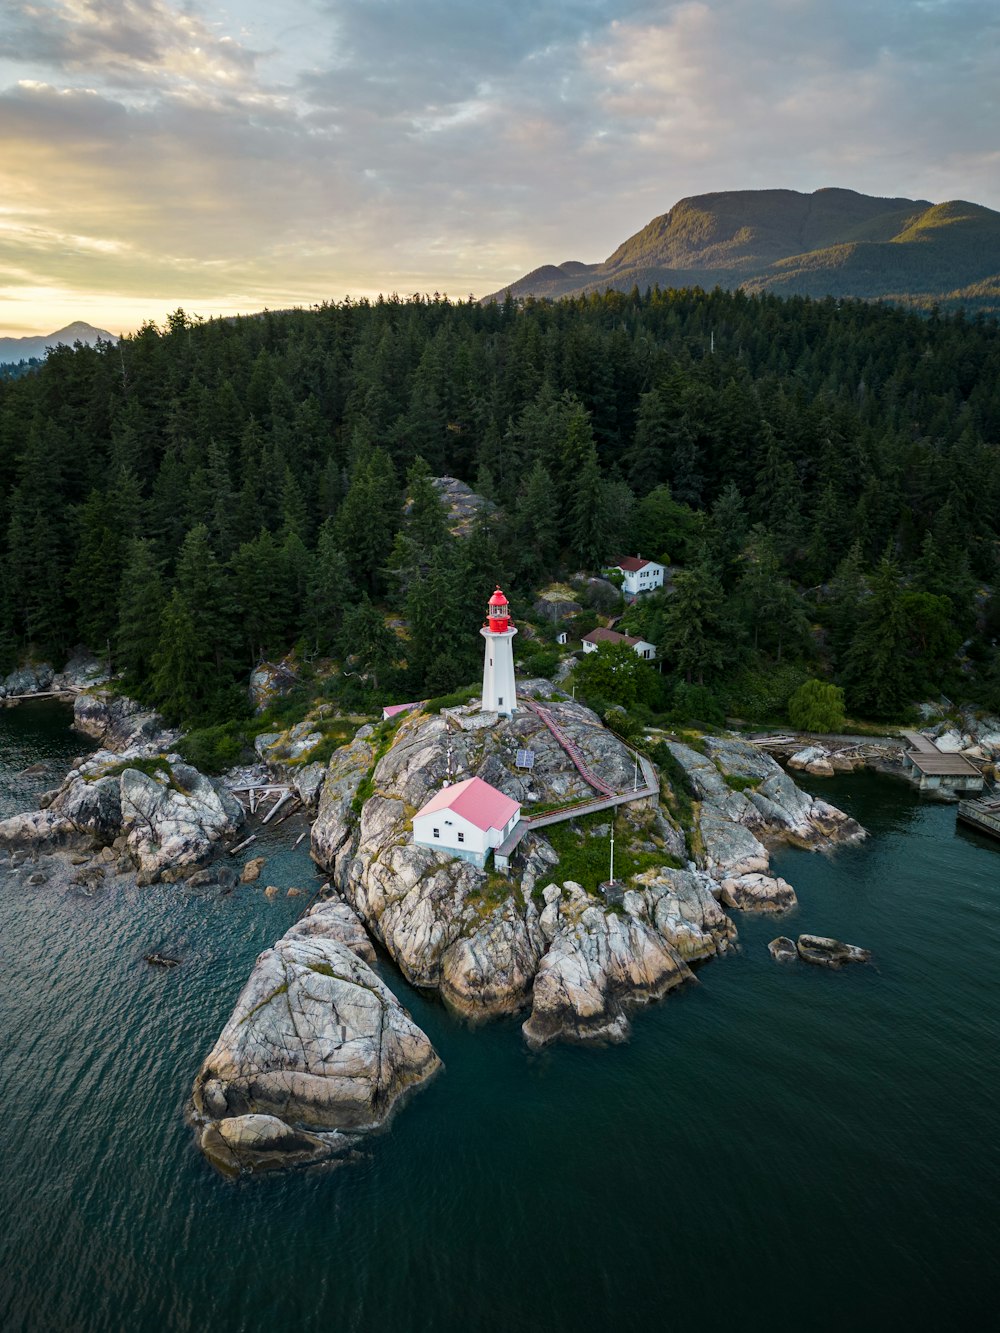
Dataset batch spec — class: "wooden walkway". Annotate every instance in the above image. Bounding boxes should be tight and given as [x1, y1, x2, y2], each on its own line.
[494, 743, 658, 867]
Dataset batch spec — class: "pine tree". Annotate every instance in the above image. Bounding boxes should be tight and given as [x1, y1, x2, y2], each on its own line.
[341, 594, 397, 690]
[150, 589, 212, 723]
[116, 538, 166, 689]
[306, 520, 353, 652]
[843, 555, 913, 717]
[660, 561, 728, 685]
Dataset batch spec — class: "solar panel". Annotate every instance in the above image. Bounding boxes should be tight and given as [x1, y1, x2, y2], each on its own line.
[515, 749, 535, 770]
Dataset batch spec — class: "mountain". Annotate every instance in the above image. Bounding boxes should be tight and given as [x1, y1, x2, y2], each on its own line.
[0, 321, 116, 364]
[486, 188, 1000, 311]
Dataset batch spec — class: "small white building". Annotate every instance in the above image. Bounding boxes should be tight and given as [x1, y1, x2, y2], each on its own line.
[412, 776, 521, 869]
[581, 627, 656, 661]
[608, 556, 665, 598]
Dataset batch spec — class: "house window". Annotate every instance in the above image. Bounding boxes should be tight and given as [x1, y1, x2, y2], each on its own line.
[433, 827, 440, 838]
[498, 696, 503, 706]
[458, 831, 465, 843]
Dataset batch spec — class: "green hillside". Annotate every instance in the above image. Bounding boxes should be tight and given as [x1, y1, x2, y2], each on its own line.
[487, 188, 1000, 311]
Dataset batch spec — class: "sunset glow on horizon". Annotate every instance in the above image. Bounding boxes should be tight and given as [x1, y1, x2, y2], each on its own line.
[2, 0, 999, 337]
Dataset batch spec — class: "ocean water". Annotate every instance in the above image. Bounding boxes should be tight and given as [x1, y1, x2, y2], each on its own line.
[1, 702, 998, 1332]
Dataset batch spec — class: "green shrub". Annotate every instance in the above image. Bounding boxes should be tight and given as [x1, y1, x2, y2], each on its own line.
[668, 681, 726, 728]
[787, 679, 847, 732]
[178, 721, 251, 774]
[424, 684, 479, 713]
[720, 663, 809, 724]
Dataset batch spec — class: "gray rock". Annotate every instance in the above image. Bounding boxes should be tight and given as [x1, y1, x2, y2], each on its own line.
[523, 896, 693, 1049]
[191, 920, 441, 1164]
[533, 593, 583, 623]
[796, 934, 872, 967]
[49, 774, 122, 842]
[119, 766, 244, 882]
[719, 873, 798, 913]
[249, 655, 300, 714]
[72, 691, 177, 753]
[768, 936, 798, 962]
[0, 663, 55, 698]
[199, 1114, 349, 1177]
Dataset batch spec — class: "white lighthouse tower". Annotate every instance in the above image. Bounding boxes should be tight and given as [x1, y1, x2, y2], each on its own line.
[481, 587, 517, 716]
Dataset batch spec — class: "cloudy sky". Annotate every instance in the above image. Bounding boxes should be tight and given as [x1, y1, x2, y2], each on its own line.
[1, 0, 998, 335]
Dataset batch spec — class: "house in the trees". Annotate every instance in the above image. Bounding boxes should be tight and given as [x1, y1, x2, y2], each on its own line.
[607, 556, 664, 599]
[581, 627, 657, 661]
[412, 776, 521, 869]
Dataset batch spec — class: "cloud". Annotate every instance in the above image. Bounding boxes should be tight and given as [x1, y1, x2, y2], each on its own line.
[0, 1, 998, 333]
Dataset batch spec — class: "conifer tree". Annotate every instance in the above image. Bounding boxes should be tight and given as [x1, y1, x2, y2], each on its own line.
[116, 537, 166, 689]
[341, 594, 397, 690]
[306, 520, 353, 652]
[660, 560, 728, 685]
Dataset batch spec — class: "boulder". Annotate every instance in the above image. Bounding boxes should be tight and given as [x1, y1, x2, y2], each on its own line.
[0, 662, 55, 698]
[240, 856, 266, 883]
[768, 936, 798, 962]
[796, 934, 871, 967]
[248, 655, 300, 714]
[199, 1113, 348, 1178]
[719, 873, 797, 913]
[119, 765, 244, 882]
[933, 729, 967, 753]
[49, 775, 122, 842]
[0, 809, 78, 851]
[191, 916, 441, 1173]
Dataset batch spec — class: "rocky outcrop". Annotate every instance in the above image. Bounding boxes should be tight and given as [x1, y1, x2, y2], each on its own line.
[249, 654, 300, 713]
[119, 765, 244, 883]
[428, 476, 494, 538]
[719, 872, 797, 913]
[199, 1114, 350, 1178]
[523, 883, 694, 1048]
[72, 691, 177, 754]
[191, 898, 440, 1175]
[309, 724, 378, 875]
[0, 753, 243, 880]
[796, 934, 872, 967]
[667, 739, 864, 884]
[0, 662, 55, 698]
[533, 588, 583, 623]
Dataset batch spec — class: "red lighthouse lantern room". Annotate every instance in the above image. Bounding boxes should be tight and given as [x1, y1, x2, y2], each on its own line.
[486, 587, 512, 634]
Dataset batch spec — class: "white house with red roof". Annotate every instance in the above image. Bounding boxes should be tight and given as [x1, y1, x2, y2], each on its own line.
[608, 556, 664, 598]
[412, 776, 521, 868]
[581, 627, 657, 660]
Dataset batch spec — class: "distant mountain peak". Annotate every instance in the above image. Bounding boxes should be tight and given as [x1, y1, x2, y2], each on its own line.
[485, 187, 1000, 312]
[0, 321, 116, 366]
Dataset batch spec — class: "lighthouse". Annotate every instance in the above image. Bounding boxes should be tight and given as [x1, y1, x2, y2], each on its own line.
[481, 587, 517, 716]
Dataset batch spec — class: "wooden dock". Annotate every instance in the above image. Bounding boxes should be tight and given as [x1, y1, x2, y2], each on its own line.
[957, 796, 1000, 842]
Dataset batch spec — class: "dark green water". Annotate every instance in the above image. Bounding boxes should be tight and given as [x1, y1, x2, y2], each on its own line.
[1, 703, 998, 1332]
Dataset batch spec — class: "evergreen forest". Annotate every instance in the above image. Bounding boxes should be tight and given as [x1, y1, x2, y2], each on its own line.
[2, 287, 1000, 742]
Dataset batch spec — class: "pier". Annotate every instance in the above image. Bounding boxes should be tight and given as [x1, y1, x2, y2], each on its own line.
[957, 796, 1000, 842]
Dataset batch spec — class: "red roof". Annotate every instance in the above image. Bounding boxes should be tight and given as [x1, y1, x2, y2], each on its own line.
[612, 556, 653, 573]
[583, 627, 646, 648]
[382, 702, 422, 719]
[415, 776, 520, 832]
[489, 587, 509, 607]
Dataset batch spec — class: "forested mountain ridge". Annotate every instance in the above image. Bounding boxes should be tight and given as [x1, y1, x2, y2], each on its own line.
[486, 189, 1000, 312]
[1, 288, 999, 740]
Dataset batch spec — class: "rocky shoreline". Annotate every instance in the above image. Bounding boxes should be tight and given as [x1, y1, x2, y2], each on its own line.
[0, 671, 870, 1177]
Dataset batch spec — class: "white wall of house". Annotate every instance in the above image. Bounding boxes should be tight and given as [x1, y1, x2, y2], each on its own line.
[412, 808, 520, 866]
[621, 562, 664, 596]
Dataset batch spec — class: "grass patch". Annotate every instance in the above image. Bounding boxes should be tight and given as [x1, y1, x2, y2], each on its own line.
[424, 684, 479, 713]
[724, 774, 762, 793]
[543, 811, 681, 894]
[350, 716, 403, 814]
[88, 755, 191, 795]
